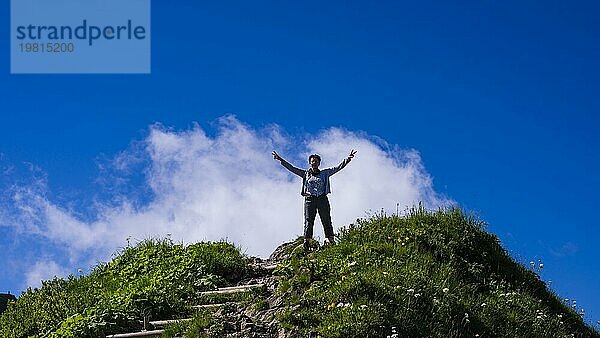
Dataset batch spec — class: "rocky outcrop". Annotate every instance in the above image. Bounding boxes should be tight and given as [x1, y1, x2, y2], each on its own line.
[0, 293, 16, 315]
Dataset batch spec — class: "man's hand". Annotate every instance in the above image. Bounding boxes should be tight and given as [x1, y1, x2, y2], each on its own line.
[272, 150, 282, 161]
[348, 149, 357, 160]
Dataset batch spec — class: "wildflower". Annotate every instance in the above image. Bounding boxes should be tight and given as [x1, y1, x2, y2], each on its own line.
[539, 263, 544, 269]
[383, 271, 389, 275]
[481, 303, 486, 307]
[395, 285, 402, 290]
[530, 261, 535, 268]
[564, 298, 570, 302]
[77, 268, 83, 273]
[347, 261, 357, 267]
[344, 303, 351, 307]
[407, 288, 415, 294]
[558, 314, 562, 318]
[414, 293, 421, 298]
[360, 305, 367, 309]
[442, 287, 449, 293]
[433, 297, 439, 304]
[405, 236, 410, 241]
[327, 303, 336, 310]
[341, 275, 347, 281]
[336, 302, 344, 308]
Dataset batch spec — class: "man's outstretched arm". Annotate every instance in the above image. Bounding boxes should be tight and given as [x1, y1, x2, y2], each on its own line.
[329, 149, 357, 175]
[272, 150, 305, 177]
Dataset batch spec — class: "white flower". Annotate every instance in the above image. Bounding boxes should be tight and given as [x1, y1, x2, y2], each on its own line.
[336, 303, 343, 308]
[442, 287, 449, 293]
[414, 293, 421, 298]
[481, 303, 486, 307]
[406, 288, 415, 293]
[347, 261, 357, 267]
[539, 263, 544, 269]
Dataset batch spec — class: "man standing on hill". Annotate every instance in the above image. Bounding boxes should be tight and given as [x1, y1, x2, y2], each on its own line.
[272, 149, 357, 251]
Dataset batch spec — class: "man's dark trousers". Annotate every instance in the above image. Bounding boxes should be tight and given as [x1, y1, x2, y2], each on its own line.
[304, 194, 334, 239]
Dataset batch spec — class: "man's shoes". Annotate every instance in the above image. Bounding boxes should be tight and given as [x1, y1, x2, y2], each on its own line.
[303, 240, 310, 252]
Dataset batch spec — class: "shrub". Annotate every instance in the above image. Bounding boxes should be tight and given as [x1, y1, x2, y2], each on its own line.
[276, 206, 598, 337]
[0, 239, 247, 338]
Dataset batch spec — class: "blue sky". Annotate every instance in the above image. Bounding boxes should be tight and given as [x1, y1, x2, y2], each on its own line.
[1, 0, 599, 324]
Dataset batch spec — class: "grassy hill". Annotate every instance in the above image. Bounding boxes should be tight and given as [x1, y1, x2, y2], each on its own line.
[1, 206, 598, 337]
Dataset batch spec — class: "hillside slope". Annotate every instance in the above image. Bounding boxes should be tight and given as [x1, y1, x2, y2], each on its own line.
[1, 207, 597, 337]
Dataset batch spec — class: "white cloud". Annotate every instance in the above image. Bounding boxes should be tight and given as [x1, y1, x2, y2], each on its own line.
[2, 116, 451, 288]
[25, 260, 70, 290]
[550, 241, 579, 257]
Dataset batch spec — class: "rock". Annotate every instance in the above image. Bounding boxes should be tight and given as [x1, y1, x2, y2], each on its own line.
[0, 293, 16, 315]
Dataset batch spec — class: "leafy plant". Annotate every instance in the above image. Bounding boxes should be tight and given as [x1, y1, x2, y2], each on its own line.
[276, 206, 599, 338]
[0, 239, 247, 338]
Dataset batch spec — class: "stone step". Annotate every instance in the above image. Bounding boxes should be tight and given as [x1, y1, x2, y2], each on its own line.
[106, 329, 164, 338]
[199, 283, 264, 295]
[192, 303, 228, 310]
[262, 264, 278, 271]
[148, 318, 192, 328]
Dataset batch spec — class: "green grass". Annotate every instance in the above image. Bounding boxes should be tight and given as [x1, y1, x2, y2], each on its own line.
[1, 206, 598, 337]
[0, 239, 247, 338]
[275, 206, 599, 338]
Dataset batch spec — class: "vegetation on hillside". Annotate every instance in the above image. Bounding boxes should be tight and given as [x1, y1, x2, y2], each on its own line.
[273, 207, 598, 337]
[0, 206, 597, 337]
[0, 240, 247, 337]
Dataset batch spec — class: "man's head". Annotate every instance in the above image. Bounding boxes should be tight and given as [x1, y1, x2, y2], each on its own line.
[308, 154, 321, 169]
